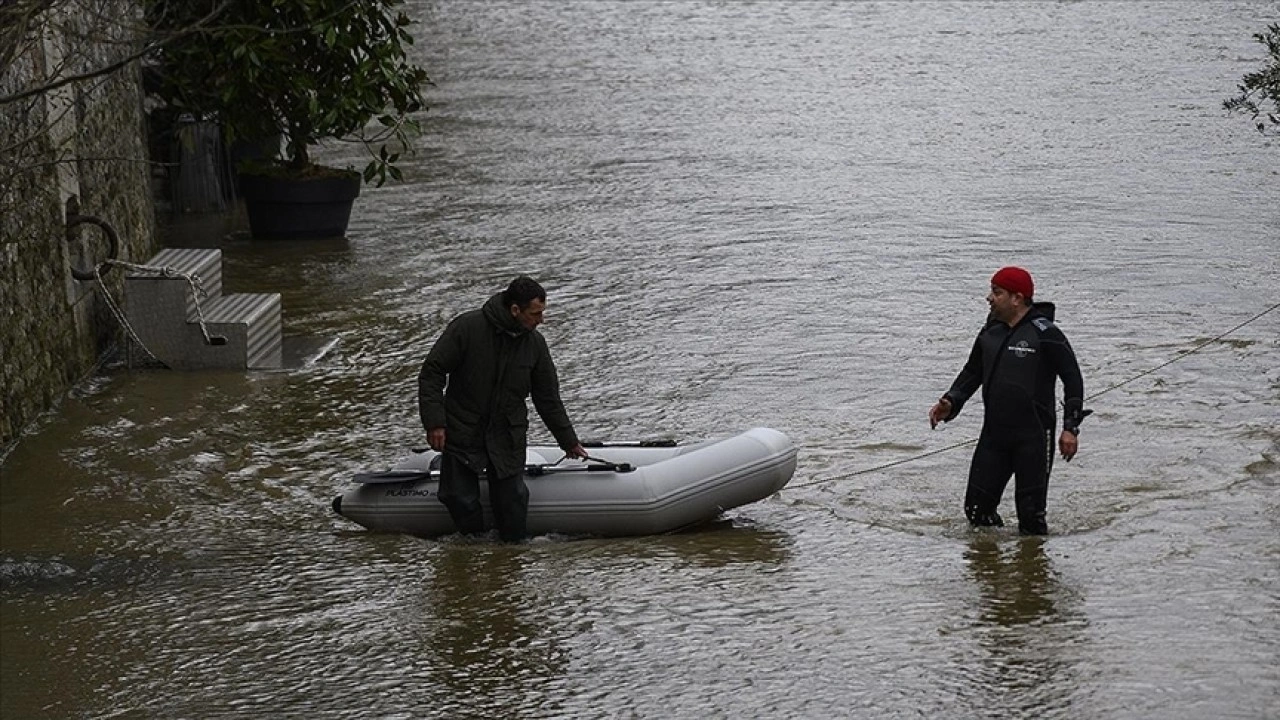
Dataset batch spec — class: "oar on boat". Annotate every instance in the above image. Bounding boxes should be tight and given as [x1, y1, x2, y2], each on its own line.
[353, 455, 634, 483]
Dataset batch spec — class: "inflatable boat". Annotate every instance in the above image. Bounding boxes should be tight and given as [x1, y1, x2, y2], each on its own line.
[332, 427, 797, 538]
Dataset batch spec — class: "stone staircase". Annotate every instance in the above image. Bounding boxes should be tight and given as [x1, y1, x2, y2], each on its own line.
[124, 248, 283, 370]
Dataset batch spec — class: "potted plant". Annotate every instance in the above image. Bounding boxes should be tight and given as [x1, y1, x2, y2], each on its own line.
[146, 0, 430, 239]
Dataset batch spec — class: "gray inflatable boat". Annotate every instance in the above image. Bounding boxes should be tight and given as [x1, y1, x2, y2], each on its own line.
[332, 427, 798, 538]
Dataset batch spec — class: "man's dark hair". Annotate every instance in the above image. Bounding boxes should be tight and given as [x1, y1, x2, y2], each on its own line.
[503, 276, 546, 309]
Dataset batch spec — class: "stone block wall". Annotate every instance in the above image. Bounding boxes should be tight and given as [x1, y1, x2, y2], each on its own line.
[1, 0, 158, 451]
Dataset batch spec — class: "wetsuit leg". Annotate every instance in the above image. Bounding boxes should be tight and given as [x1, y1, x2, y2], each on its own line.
[965, 431, 1013, 527]
[1011, 429, 1055, 535]
[437, 453, 485, 535]
[488, 472, 530, 543]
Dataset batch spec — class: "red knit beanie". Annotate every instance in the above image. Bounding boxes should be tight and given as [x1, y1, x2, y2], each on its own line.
[991, 266, 1034, 299]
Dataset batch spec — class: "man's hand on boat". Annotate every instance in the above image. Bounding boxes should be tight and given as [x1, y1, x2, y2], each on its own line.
[427, 427, 446, 452]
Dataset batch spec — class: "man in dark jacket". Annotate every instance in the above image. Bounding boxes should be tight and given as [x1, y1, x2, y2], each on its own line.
[928, 266, 1088, 535]
[419, 276, 587, 542]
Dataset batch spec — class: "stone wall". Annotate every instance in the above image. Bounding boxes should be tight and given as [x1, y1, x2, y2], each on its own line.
[1, 0, 158, 451]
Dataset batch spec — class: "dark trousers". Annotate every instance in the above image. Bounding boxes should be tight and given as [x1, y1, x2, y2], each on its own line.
[964, 427, 1055, 535]
[437, 453, 530, 542]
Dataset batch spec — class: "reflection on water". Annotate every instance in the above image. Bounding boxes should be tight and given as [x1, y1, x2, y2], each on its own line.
[960, 535, 1087, 719]
[592, 520, 794, 569]
[966, 535, 1064, 628]
[416, 545, 568, 717]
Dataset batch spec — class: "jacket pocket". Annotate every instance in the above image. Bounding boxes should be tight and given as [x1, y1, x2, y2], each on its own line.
[508, 360, 535, 398]
[506, 407, 530, 431]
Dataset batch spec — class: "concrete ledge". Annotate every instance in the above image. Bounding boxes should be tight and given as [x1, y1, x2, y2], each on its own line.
[128, 248, 223, 316]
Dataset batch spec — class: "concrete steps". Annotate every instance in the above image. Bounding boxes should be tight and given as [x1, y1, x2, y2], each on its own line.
[124, 248, 283, 370]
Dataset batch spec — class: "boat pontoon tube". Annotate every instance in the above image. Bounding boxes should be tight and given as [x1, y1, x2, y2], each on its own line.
[333, 427, 798, 537]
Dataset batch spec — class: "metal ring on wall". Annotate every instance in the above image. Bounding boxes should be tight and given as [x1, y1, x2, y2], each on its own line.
[66, 214, 120, 282]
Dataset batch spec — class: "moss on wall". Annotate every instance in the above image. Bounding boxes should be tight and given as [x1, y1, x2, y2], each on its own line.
[1, 0, 158, 451]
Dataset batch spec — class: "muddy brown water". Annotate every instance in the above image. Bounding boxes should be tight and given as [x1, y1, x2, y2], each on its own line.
[3, 2, 1277, 717]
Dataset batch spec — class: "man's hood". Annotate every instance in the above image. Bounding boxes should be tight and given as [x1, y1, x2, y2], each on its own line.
[1030, 301, 1057, 321]
[482, 292, 528, 336]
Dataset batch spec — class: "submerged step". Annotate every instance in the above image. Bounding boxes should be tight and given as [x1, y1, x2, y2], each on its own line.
[196, 293, 283, 370]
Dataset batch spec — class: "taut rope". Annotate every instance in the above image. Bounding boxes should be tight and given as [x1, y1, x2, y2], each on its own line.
[788, 301, 1280, 489]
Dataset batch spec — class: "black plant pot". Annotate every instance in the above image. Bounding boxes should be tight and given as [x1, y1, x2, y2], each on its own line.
[238, 171, 361, 240]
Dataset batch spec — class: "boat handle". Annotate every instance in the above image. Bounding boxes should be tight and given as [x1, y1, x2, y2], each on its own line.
[526, 454, 634, 475]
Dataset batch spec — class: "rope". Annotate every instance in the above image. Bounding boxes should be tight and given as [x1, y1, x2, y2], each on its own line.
[92, 258, 221, 366]
[788, 301, 1280, 490]
[1083, 301, 1280, 401]
[93, 261, 164, 366]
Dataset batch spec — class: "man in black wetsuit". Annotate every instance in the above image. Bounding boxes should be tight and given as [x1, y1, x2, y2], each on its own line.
[928, 266, 1088, 535]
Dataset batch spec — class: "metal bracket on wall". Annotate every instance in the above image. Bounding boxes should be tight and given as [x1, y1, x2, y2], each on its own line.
[65, 197, 119, 282]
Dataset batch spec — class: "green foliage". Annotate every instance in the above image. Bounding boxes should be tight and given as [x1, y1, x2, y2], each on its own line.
[147, 0, 430, 185]
[1224, 23, 1280, 136]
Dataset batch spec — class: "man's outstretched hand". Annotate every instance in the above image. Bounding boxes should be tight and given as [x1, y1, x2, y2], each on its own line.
[1059, 430, 1078, 461]
[928, 397, 952, 429]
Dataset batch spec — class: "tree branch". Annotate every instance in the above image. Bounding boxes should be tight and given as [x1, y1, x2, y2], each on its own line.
[0, 0, 234, 107]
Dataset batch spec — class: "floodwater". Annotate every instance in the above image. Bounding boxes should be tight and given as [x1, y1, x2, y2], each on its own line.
[3, 1, 1278, 717]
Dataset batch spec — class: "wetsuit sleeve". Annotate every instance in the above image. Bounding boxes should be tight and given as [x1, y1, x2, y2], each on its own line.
[942, 336, 984, 421]
[418, 320, 462, 431]
[529, 336, 580, 450]
[1042, 327, 1086, 431]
